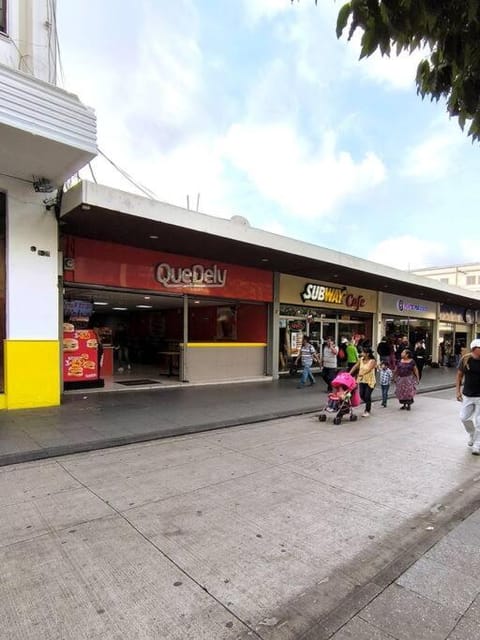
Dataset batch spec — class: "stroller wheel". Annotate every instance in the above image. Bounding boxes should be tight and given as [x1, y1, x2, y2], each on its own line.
[333, 417, 342, 425]
[350, 414, 358, 421]
[318, 414, 327, 422]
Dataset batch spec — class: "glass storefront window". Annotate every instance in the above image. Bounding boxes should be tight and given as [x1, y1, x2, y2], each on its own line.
[278, 305, 371, 372]
[384, 316, 433, 362]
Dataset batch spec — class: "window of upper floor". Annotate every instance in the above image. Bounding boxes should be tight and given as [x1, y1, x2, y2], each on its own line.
[466, 275, 477, 286]
[439, 277, 449, 284]
[0, 0, 6, 35]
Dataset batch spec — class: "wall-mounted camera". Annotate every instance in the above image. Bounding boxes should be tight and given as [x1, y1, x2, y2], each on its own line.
[43, 196, 57, 211]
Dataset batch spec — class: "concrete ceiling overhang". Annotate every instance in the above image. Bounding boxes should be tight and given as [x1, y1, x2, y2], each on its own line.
[60, 181, 480, 310]
[0, 63, 97, 184]
[0, 122, 96, 185]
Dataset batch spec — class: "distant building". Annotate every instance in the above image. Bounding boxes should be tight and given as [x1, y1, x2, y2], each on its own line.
[412, 264, 480, 293]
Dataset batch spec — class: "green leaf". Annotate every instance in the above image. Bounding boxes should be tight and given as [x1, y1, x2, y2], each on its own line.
[336, 2, 352, 38]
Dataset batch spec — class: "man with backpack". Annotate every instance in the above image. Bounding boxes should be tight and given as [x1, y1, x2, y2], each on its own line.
[456, 339, 480, 455]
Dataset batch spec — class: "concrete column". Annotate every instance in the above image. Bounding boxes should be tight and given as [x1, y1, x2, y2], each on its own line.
[270, 272, 280, 380]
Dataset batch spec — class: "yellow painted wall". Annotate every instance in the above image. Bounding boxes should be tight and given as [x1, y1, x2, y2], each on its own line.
[4, 340, 60, 409]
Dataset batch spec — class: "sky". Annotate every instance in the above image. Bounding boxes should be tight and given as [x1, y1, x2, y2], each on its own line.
[56, 0, 479, 271]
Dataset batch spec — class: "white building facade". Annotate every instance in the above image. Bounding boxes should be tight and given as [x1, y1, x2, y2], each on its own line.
[413, 264, 480, 293]
[0, 0, 97, 408]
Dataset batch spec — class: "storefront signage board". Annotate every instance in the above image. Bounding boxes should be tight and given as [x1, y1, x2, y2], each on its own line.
[439, 304, 467, 323]
[280, 275, 377, 313]
[382, 293, 436, 319]
[63, 237, 273, 302]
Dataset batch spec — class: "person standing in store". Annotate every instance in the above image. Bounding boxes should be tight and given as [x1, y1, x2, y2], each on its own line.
[349, 348, 377, 417]
[114, 323, 131, 373]
[456, 339, 480, 455]
[295, 335, 318, 388]
[377, 336, 391, 364]
[321, 337, 339, 393]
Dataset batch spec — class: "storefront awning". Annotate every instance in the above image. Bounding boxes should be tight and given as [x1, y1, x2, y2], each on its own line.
[60, 180, 480, 310]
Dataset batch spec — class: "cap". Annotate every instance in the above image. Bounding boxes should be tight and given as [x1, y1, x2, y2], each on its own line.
[470, 339, 480, 350]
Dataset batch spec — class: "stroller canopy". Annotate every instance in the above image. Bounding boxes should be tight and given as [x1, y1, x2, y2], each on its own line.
[331, 371, 357, 392]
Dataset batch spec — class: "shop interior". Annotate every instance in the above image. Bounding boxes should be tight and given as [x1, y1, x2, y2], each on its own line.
[63, 287, 251, 393]
[279, 306, 370, 373]
[383, 317, 434, 362]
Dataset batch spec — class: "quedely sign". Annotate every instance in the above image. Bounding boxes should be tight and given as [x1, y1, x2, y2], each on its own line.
[381, 293, 436, 319]
[62, 236, 273, 302]
[155, 263, 227, 288]
[280, 275, 377, 313]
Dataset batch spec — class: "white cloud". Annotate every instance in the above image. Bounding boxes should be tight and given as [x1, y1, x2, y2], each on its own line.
[242, 0, 292, 24]
[222, 123, 386, 218]
[351, 45, 425, 91]
[459, 239, 480, 264]
[368, 236, 446, 270]
[401, 129, 463, 180]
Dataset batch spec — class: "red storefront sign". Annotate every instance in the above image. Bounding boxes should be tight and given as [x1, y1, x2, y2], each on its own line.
[63, 236, 273, 302]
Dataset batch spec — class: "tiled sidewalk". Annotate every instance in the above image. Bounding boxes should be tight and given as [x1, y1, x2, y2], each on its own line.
[0, 366, 457, 466]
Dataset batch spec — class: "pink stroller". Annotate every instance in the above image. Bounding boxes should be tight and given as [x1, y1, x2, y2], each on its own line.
[318, 371, 359, 425]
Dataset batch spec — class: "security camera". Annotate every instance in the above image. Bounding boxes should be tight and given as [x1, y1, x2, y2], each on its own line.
[43, 196, 57, 211]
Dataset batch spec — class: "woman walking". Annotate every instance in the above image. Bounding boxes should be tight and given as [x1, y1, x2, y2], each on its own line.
[349, 348, 377, 417]
[413, 340, 427, 380]
[393, 349, 420, 410]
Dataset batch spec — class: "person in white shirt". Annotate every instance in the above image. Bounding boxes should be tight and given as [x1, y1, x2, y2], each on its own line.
[295, 335, 318, 388]
[321, 337, 339, 392]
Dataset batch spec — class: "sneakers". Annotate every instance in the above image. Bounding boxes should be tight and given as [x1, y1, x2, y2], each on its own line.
[326, 407, 335, 413]
[468, 436, 474, 447]
[472, 444, 480, 456]
[362, 411, 370, 418]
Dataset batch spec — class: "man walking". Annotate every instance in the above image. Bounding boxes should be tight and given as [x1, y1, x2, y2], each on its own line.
[296, 335, 318, 388]
[456, 339, 480, 455]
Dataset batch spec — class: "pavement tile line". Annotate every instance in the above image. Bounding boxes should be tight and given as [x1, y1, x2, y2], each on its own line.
[55, 459, 265, 640]
[296, 477, 480, 640]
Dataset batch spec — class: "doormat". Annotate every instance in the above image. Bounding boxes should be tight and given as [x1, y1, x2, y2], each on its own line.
[115, 379, 162, 386]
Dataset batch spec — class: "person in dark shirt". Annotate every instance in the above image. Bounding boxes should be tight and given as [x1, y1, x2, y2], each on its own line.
[114, 324, 131, 372]
[456, 339, 480, 455]
[377, 337, 391, 364]
[413, 340, 427, 379]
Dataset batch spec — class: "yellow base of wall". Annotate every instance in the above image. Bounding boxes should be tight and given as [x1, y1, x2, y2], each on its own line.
[4, 340, 60, 409]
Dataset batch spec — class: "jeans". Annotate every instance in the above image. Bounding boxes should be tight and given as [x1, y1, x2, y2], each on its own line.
[460, 395, 480, 445]
[359, 383, 374, 412]
[299, 363, 315, 386]
[381, 384, 389, 405]
[117, 346, 130, 367]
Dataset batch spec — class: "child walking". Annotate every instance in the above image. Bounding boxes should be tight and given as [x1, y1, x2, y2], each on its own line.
[379, 361, 393, 407]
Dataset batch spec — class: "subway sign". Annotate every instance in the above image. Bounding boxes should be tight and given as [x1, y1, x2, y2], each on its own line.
[300, 283, 366, 311]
